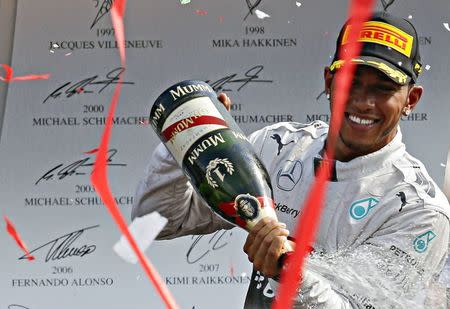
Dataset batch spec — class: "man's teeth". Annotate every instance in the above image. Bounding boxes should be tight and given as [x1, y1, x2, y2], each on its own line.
[348, 114, 375, 125]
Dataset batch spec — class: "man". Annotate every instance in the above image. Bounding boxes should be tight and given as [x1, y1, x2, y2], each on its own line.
[132, 12, 449, 308]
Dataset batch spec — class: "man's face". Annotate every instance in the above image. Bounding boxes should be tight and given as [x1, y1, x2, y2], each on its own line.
[328, 66, 415, 161]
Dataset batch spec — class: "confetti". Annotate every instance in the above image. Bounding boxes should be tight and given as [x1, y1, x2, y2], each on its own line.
[84, 148, 99, 155]
[254, 9, 270, 19]
[408, 15, 413, 19]
[0, 64, 50, 83]
[89, 1, 178, 307]
[273, 0, 376, 308]
[180, 0, 191, 4]
[65, 52, 72, 56]
[4, 216, 35, 261]
[49, 50, 55, 54]
[444, 23, 450, 32]
[52, 43, 59, 48]
[397, 61, 403, 66]
[425, 64, 431, 70]
[195, 9, 208, 15]
[441, 163, 446, 167]
[296, 2, 302, 7]
[91, 81, 177, 309]
[113, 212, 167, 264]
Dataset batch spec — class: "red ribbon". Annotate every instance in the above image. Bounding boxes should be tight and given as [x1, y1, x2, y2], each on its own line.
[0, 64, 50, 83]
[4, 216, 35, 261]
[89, 1, 178, 308]
[273, 1, 376, 308]
[161, 115, 228, 142]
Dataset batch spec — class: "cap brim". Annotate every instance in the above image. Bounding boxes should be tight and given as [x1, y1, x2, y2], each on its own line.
[330, 56, 411, 85]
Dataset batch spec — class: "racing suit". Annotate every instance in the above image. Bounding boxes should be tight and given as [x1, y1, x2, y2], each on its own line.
[132, 121, 450, 308]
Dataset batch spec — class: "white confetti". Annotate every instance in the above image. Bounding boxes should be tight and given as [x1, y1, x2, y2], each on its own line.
[52, 43, 59, 48]
[443, 23, 450, 32]
[425, 64, 431, 70]
[296, 2, 302, 7]
[65, 52, 72, 56]
[408, 15, 413, 19]
[397, 61, 403, 66]
[113, 212, 168, 264]
[241, 272, 247, 277]
[255, 9, 270, 19]
[180, 0, 191, 4]
[49, 50, 54, 54]
[441, 163, 446, 167]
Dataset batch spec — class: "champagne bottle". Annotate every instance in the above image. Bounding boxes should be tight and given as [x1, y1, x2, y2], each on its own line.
[149, 80, 279, 231]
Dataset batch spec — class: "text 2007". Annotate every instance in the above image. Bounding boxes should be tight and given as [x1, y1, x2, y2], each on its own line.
[199, 264, 219, 272]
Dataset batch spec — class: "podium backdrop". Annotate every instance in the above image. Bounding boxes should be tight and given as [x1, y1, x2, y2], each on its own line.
[1, 0, 449, 308]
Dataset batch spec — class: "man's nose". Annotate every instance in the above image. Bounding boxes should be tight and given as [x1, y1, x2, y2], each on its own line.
[348, 88, 376, 109]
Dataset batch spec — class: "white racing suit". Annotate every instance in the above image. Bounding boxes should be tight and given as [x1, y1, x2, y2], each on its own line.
[132, 121, 450, 308]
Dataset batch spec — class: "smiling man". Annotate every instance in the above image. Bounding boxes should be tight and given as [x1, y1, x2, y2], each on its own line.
[132, 11, 449, 308]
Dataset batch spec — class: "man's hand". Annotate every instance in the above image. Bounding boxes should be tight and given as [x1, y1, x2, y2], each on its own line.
[243, 218, 293, 278]
[217, 93, 232, 111]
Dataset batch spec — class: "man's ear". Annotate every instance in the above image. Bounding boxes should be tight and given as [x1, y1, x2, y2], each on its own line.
[324, 67, 333, 95]
[406, 85, 423, 111]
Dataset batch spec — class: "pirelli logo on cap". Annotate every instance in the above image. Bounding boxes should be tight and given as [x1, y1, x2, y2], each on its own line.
[342, 21, 413, 57]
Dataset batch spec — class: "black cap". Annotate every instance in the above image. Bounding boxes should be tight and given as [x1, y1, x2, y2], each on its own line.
[329, 11, 423, 85]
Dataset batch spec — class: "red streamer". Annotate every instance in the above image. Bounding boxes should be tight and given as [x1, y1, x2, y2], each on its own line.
[272, 1, 376, 308]
[111, 1, 126, 67]
[0, 64, 50, 83]
[89, 1, 179, 308]
[4, 216, 35, 261]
